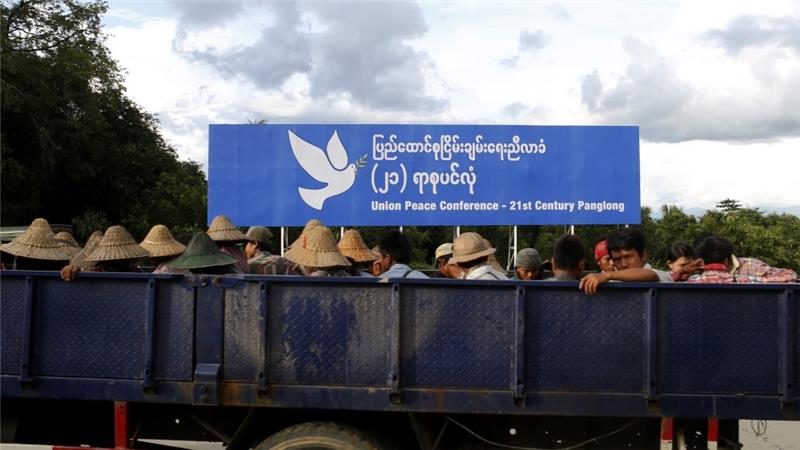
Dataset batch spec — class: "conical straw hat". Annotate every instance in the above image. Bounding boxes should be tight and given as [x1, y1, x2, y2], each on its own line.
[166, 231, 236, 270]
[285, 226, 350, 268]
[0, 218, 71, 260]
[70, 231, 103, 268]
[207, 215, 247, 242]
[86, 225, 150, 262]
[54, 231, 80, 248]
[140, 224, 186, 257]
[54, 231, 81, 257]
[338, 229, 378, 263]
[289, 219, 324, 249]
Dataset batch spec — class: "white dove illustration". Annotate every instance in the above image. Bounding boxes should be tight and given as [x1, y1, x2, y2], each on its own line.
[289, 130, 359, 210]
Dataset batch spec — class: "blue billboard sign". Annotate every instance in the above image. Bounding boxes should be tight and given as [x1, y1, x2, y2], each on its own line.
[208, 124, 640, 226]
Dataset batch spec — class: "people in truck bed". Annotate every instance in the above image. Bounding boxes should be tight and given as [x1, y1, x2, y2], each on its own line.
[666, 241, 698, 281]
[433, 243, 459, 279]
[54, 231, 81, 258]
[688, 235, 798, 283]
[165, 231, 238, 274]
[593, 240, 613, 273]
[246, 225, 301, 275]
[579, 228, 684, 294]
[544, 234, 585, 281]
[140, 224, 186, 274]
[206, 215, 250, 274]
[1, 218, 70, 270]
[375, 231, 428, 279]
[284, 225, 352, 277]
[338, 229, 377, 277]
[61, 225, 149, 280]
[449, 232, 507, 280]
[512, 248, 542, 280]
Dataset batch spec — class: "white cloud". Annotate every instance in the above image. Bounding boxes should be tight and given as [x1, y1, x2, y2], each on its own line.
[641, 139, 800, 208]
[102, 1, 800, 211]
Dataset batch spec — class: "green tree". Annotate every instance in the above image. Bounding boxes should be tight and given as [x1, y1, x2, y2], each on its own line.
[716, 198, 742, 213]
[1, 0, 206, 239]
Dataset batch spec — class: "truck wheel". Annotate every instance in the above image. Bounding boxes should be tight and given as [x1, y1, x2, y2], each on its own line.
[257, 422, 382, 450]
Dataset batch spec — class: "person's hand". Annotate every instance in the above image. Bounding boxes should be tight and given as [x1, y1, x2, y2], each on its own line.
[579, 272, 610, 295]
[672, 259, 703, 281]
[60, 264, 81, 281]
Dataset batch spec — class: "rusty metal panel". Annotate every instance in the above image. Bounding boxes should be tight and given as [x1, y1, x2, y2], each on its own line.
[0, 276, 26, 374]
[31, 277, 148, 378]
[153, 281, 194, 381]
[400, 284, 515, 389]
[525, 286, 646, 392]
[267, 282, 390, 386]
[659, 288, 779, 394]
[224, 282, 261, 381]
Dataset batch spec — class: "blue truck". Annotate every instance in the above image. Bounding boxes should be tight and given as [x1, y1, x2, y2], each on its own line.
[1, 271, 798, 449]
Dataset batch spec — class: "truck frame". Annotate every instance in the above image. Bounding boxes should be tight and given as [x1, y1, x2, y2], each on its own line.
[1, 271, 798, 449]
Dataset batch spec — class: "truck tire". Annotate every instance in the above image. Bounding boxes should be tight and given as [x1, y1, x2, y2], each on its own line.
[257, 422, 382, 450]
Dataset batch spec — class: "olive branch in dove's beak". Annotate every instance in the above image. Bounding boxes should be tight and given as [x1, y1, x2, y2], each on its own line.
[356, 154, 368, 169]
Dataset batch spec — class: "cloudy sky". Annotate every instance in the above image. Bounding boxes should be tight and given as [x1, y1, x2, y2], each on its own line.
[103, 0, 800, 213]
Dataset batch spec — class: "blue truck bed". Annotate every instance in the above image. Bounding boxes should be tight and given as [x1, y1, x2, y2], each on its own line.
[1, 271, 798, 421]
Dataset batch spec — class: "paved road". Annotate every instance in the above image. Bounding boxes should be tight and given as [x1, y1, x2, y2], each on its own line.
[2, 420, 798, 449]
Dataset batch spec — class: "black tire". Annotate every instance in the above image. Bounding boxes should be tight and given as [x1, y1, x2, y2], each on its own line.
[257, 422, 381, 450]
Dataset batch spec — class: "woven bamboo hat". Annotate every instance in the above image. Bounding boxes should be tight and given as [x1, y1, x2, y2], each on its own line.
[70, 231, 103, 268]
[338, 229, 378, 263]
[285, 226, 351, 268]
[55, 231, 80, 248]
[140, 224, 186, 258]
[167, 231, 237, 270]
[207, 215, 247, 242]
[86, 225, 150, 262]
[54, 231, 81, 257]
[0, 218, 71, 261]
[448, 232, 496, 264]
[289, 219, 324, 249]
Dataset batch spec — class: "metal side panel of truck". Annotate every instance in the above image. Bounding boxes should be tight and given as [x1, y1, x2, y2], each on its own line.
[0, 271, 797, 449]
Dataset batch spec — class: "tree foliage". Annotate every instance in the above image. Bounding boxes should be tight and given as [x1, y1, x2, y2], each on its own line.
[1, 0, 206, 240]
[301, 203, 799, 273]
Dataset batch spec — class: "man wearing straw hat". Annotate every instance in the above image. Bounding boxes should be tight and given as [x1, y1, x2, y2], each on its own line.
[284, 226, 352, 277]
[54, 231, 81, 258]
[61, 225, 150, 280]
[246, 226, 301, 275]
[375, 231, 427, 279]
[68, 231, 103, 271]
[207, 215, 250, 274]
[166, 231, 239, 274]
[449, 232, 508, 280]
[0, 218, 71, 270]
[140, 224, 187, 274]
[338, 229, 377, 277]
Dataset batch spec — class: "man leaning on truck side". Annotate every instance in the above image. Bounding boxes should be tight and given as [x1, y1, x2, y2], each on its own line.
[579, 228, 698, 295]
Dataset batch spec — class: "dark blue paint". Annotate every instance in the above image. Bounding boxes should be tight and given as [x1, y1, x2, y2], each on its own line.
[1, 271, 798, 420]
[208, 124, 640, 226]
[143, 279, 156, 389]
[19, 276, 34, 384]
[194, 281, 224, 404]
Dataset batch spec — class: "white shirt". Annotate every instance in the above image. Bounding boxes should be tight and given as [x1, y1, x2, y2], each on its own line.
[644, 263, 673, 283]
[463, 264, 509, 280]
